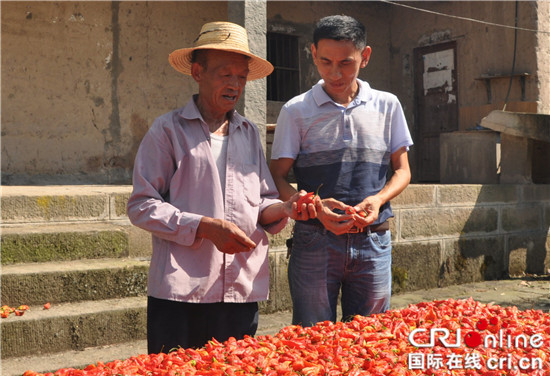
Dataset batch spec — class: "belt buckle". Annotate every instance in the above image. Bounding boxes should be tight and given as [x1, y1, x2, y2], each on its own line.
[348, 226, 363, 233]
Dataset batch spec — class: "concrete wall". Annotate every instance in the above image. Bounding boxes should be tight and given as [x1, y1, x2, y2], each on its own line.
[3, 1, 385, 184]
[1, 1, 228, 184]
[2, 1, 548, 185]
[388, 1, 543, 133]
[536, 1, 550, 114]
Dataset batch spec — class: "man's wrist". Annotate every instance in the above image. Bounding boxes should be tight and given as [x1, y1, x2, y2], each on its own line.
[196, 216, 214, 239]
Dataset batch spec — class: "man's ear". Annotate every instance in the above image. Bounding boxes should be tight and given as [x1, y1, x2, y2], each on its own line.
[311, 43, 318, 64]
[361, 46, 372, 68]
[191, 62, 202, 82]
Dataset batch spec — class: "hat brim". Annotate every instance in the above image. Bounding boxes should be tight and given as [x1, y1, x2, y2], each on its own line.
[169, 45, 274, 81]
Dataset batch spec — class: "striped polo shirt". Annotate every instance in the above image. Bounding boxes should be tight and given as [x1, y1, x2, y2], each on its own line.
[271, 79, 413, 225]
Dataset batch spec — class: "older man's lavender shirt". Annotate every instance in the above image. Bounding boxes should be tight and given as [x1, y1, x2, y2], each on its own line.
[127, 98, 287, 303]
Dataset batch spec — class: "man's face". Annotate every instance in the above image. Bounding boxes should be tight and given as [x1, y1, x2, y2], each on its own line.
[192, 50, 249, 114]
[312, 39, 371, 101]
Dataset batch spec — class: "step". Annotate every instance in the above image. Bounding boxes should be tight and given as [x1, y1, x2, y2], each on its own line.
[1, 258, 149, 307]
[0, 185, 290, 253]
[1, 222, 137, 265]
[5, 278, 550, 376]
[1, 296, 147, 359]
[1, 309, 294, 376]
[1, 185, 132, 224]
[1, 340, 148, 376]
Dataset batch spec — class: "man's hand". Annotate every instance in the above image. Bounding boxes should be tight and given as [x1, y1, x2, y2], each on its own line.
[289, 190, 321, 221]
[197, 217, 256, 254]
[315, 198, 355, 235]
[346, 195, 383, 231]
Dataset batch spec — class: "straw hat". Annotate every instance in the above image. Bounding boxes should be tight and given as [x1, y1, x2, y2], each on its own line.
[169, 21, 274, 81]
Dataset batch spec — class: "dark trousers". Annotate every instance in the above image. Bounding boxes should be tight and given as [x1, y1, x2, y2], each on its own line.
[147, 296, 259, 354]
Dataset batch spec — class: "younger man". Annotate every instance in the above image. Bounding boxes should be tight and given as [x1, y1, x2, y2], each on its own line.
[270, 15, 413, 327]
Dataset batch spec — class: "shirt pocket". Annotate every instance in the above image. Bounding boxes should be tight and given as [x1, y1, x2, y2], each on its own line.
[241, 163, 261, 206]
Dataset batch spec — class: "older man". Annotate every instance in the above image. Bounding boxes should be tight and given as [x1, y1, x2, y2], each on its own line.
[128, 21, 299, 353]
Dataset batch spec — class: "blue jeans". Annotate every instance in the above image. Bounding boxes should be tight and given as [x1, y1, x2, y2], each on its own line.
[288, 221, 392, 327]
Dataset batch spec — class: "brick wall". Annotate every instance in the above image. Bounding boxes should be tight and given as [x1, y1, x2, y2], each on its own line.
[263, 184, 550, 312]
[379, 184, 549, 293]
[3, 184, 547, 314]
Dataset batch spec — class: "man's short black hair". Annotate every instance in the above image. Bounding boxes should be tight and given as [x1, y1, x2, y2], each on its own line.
[313, 15, 367, 51]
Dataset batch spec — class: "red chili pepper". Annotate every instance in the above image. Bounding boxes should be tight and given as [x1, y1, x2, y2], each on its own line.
[21, 298, 550, 375]
[2, 304, 28, 318]
[296, 184, 323, 214]
[1, 305, 11, 318]
[346, 206, 368, 217]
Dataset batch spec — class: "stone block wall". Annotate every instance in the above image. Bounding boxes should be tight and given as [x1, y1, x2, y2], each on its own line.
[387, 184, 550, 293]
[264, 184, 550, 310]
[3, 184, 547, 314]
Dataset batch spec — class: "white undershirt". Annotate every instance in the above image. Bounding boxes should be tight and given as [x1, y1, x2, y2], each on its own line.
[209, 133, 228, 197]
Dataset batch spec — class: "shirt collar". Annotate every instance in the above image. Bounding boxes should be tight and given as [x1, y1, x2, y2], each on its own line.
[312, 80, 333, 106]
[356, 79, 373, 102]
[312, 79, 373, 107]
[180, 95, 249, 130]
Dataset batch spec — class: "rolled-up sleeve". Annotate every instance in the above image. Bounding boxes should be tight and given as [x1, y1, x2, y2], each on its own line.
[127, 117, 203, 247]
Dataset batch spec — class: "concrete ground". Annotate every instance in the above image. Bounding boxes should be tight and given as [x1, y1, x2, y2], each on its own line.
[3, 276, 550, 376]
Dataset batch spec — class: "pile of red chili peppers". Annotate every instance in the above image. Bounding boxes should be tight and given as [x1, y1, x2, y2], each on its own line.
[23, 298, 550, 375]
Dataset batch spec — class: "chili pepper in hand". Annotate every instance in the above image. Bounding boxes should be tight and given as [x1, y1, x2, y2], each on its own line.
[296, 184, 323, 214]
[345, 206, 368, 217]
[296, 193, 314, 213]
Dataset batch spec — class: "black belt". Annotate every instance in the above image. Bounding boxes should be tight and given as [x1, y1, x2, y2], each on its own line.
[301, 220, 389, 234]
[348, 221, 389, 233]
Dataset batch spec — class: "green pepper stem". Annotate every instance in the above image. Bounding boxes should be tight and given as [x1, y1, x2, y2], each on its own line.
[314, 183, 324, 197]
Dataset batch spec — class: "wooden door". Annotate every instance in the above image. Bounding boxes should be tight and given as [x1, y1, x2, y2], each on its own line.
[414, 41, 458, 182]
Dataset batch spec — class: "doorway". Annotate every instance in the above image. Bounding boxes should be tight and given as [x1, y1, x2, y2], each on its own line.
[414, 41, 459, 182]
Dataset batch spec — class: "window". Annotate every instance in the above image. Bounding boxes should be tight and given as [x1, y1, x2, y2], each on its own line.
[267, 32, 300, 102]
